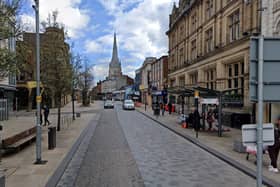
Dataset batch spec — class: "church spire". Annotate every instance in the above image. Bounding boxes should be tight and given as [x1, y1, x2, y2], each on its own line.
[109, 33, 122, 79]
[111, 32, 119, 64]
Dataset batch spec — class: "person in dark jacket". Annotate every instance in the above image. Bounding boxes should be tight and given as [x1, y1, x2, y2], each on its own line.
[160, 102, 165, 116]
[207, 109, 214, 131]
[193, 110, 201, 131]
[268, 118, 280, 173]
[188, 111, 194, 127]
[168, 102, 172, 115]
[43, 105, 50, 126]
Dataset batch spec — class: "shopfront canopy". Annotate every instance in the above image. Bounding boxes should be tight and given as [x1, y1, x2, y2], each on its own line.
[167, 86, 223, 98]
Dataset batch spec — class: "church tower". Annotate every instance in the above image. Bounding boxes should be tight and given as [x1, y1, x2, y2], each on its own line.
[109, 33, 122, 80]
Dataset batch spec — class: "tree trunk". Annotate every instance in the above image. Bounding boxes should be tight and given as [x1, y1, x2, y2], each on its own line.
[57, 94, 61, 131]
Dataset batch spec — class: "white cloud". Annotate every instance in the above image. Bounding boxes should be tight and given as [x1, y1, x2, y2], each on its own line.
[19, 14, 35, 32]
[22, 0, 90, 38]
[91, 63, 109, 82]
[122, 65, 137, 78]
[85, 40, 103, 53]
[84, 34, 116, 55]
[97, 0, 178, 62]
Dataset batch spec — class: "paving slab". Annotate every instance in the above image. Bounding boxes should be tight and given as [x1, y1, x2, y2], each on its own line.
[1, 101, 103, 187]
[136, 105, 280, 186]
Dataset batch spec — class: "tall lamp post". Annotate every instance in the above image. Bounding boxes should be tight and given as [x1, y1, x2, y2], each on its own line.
[194, 90, 199, 138]
[33, 0, 46, 165]
[257, 0, 264, 186]
[70, 49, 76, 121]
[72, 78, 75, 121]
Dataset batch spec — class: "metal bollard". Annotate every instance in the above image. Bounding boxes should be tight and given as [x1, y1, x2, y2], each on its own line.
[48, 126, 56, 150]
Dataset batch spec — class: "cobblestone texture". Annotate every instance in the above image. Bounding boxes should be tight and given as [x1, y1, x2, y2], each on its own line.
[116, 105, 257, 187]
[74, 108, 144, 187]
[56, 116, 100, 187]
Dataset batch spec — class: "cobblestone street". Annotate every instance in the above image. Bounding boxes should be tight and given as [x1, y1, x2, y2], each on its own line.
[116, 104, 257, 187]
[53, 102, 260, 187]
[74, 105, 144, 187]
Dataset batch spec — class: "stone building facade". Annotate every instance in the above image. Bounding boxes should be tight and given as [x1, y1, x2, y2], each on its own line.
[167, 0, 280, 122]
[167, 0, 260, 115]
[151, 56, 168, 92]
[139, 57, 156, 106]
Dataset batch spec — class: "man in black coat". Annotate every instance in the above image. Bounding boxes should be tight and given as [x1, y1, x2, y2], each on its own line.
[168, 102, 172, 115]
[268, 118, 280, 173]
[193, 110, 201, 131]
[43, 105, 51, 126]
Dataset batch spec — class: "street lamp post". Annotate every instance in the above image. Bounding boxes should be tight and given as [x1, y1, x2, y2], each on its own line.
[33, 0, 46, 165]
[70, 51, 75, 121]
[194, 91, 199, 138]
[72, 80, 75, 121]
[256, 0, 264, 186]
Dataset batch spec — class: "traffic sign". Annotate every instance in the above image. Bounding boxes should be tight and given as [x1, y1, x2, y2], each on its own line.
[250, 37, 280, 102]
[242, 123, 274, 147]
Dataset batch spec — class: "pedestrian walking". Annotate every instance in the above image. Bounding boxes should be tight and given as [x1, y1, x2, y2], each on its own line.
[160, 102, 165, 116]
[36, 109, 43, 125]
[43, 105, 51, 126]
[207, 109, 214, 131]
[168, 102, 172, 115]
[188, 111, 194, 127]
[268, 117, 280, 173]
[193, 110, 201, 132]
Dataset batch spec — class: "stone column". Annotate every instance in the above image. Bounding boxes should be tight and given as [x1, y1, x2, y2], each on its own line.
[216, 61, 225, 91]
[197, 69, 204, 87]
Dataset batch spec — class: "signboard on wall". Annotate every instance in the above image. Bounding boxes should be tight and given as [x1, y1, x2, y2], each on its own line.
[199, 98, 219, 105]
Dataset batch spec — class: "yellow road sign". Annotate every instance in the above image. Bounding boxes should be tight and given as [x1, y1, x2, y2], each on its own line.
[194, 91, 199, 98]
[36, 96, 42, 103]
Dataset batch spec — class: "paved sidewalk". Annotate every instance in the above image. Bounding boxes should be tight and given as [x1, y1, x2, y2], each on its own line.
[1, 101, 97, 140]
[1, 101, 102, 187]
[136, 104, 280, 185]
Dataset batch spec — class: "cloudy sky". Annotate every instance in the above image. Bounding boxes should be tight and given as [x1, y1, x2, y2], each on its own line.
[20, 0, 178, 84]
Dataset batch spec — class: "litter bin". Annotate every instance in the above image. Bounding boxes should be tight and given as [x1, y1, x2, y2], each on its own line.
[48, 126, 56, 150]
[76, 112, 81, 118]
[154, 108, 160, 115]
[231, 113, 251, 129]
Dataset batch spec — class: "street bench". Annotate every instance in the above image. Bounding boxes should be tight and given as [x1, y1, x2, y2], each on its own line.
[2, 126, 36, 154]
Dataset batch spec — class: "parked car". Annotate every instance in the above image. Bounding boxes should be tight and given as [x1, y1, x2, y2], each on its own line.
[104, 100, 114, 109]
[123, 100, 135, 110]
